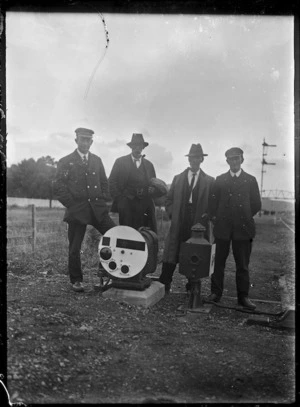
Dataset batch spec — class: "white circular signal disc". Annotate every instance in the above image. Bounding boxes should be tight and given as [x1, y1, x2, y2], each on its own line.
[98, 226, 148, 279]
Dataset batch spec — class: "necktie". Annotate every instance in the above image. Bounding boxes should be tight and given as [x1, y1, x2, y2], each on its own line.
[134, 158, 140, 168]
[189, 172, 196, 202]
[82, 155, 88, 165]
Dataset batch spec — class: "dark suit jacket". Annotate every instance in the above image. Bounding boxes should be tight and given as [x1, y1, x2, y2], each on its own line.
[54, 150, 110, 224]
[209, 169, 261, 240]
[109, 154, 156, 212]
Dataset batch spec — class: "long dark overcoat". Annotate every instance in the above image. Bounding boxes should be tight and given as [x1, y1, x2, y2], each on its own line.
[54, 150, 110, 224]
[162, 168, 215, 264]
[209, 169, 261, 240]
[109, 154, 157, 231]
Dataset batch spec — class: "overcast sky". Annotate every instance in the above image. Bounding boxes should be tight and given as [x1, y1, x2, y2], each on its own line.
[6, 12, 294, 193]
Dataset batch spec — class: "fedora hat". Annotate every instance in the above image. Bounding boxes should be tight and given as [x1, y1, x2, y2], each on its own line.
[185, 144, 208, 157]
[127, 133, 149, 148]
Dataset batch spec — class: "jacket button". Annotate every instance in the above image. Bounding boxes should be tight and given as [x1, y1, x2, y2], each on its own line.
[88, 198, 91, 202]
[87, 186, 90, 188]
[94, 186, 97, 188]
[93, 172, 95, 175]
[96, 198, 98, 201]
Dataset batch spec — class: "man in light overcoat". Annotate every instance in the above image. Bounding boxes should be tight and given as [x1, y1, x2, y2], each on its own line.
[159, 144, 214, 293]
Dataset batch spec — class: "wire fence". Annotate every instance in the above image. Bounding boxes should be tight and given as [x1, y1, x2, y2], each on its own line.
[7, 204, 168, 255]
[7, 205, 69, 253]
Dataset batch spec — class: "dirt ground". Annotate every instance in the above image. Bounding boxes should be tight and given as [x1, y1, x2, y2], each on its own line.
[6, 215, 295, 404]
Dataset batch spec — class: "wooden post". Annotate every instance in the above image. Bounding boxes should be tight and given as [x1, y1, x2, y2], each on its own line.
[49, 180, 54, 209]
[31, 204, 36, 252]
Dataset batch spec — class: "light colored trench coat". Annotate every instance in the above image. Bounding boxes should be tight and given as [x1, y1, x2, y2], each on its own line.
[162, 168, 215, 264]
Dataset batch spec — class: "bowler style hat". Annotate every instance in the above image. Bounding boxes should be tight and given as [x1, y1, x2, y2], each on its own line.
[127, 133, 149, 148]
[185, 144, 208, 157]
[75, 128, 94, 137]
[225, 147, 244, 158]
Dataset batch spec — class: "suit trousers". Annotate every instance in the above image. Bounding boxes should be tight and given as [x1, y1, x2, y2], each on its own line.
[211, 238, 252, 299]
[118, 196, 152, 230]
[68, 213, 115, 284]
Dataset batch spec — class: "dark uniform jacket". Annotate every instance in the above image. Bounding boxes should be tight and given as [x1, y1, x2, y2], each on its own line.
[209, 169, 261, 240]
[109, 154, 156, 212]
[54, 150, 110, 225]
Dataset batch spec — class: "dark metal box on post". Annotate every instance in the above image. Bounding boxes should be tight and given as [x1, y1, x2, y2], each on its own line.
[179, 223, 215, 311]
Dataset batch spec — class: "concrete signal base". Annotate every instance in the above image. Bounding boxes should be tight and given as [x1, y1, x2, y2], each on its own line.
[102, 281, 165, 308]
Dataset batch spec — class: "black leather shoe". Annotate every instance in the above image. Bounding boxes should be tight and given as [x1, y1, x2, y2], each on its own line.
[238, 297, 256, 310]
[158, 277, 171, 294]
[164, 283, 171, 294]
[206, 293, 221, 303]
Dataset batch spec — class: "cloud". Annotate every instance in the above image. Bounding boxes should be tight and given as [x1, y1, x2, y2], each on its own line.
[146, 143, 173, 170]
[103, 139, 128, 149]
[49, 132, 72, 141]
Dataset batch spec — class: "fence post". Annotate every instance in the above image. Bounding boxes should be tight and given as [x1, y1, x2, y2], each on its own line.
[31, 204, 36, 252]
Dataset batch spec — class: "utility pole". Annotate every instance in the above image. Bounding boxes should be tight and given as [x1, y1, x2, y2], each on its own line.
[260, 138, 276, 215]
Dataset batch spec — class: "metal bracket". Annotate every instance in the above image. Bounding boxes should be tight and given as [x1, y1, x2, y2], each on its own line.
[246, 307, 295, 330]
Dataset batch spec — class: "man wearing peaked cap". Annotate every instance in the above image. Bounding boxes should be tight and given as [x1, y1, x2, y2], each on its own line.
[54, 127, 116, 292]
[109, 133, 164, 233]
[207, 146, 261, 309]
[74, 127, 94, 137]
[225, 147, 244, 158]
[158, 143, 214, 294]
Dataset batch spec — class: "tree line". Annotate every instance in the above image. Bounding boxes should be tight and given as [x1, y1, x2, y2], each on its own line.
[7, 156, 167, 207]
[7, 156, 57, 199]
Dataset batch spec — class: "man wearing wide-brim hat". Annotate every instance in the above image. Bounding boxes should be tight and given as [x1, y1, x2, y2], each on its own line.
[109, 133, 167, 233]
[206, 147, 261, 310]
[54, 127, 116, 292]
[159, 143, 214, 293]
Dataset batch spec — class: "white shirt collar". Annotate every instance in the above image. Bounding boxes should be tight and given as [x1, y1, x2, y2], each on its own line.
[188, 168, 201, 185]
[131, 154, 142, 162]
[77, 149, 89, 160]
[188, 168, 200, 203]
[189, 168, 200, 175]
[230, 169, 242, 177]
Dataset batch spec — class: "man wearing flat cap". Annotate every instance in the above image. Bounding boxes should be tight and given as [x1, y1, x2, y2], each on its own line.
[158, 144, 214, 293]
[54, 128, 116, 292]
[207, 147, 261, 309]
[109, 133, 164, 233]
